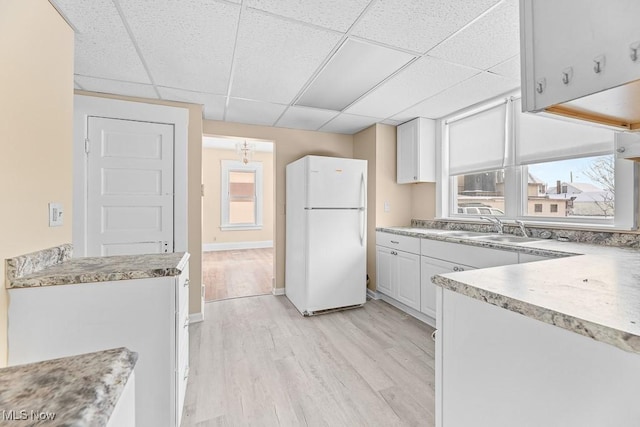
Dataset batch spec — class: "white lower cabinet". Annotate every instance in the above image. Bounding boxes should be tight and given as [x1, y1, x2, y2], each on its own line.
[420, 256, 474, 319]
[395, 250, 421, 310]
[8, 265, 190, 427]
[376, 232, 421, 311]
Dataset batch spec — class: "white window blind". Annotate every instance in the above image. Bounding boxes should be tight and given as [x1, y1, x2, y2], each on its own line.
[448, 101, 507, 175]
[514, 98, 614, 164]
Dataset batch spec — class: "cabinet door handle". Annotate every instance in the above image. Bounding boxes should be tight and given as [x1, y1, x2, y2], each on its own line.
[183, 278, 190, 288]
[390, 240, 399, 244]
[183, 366, 190, 381]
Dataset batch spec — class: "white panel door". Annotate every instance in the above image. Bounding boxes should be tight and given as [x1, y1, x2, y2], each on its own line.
[306, 156, 366, 208]
[306, 209, 366, 312]
[87, 117, 174, 256]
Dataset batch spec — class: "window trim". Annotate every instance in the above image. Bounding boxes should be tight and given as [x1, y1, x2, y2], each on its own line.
[437, 92, 638, 230]
[220, 160, 263, 231]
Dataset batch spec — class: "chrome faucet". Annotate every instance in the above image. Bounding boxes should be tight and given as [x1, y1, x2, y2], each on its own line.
[480, 216, 504, 234]
[515, 220, 528, 237]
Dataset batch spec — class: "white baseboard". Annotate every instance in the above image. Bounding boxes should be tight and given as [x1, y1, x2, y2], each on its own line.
[272, 287, 285, 296]
[203, 240, 273, 252]
[377, 293, 435, 328]
[189, 312, 204, 323]
[366, 289, 380, 300]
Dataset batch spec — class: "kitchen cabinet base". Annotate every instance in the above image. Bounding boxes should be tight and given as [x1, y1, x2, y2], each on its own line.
[378, 292, 435, 328]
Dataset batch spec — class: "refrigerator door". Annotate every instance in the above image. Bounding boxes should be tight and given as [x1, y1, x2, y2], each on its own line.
[306, 156, 366, 209]
[305, 209, 366, 312]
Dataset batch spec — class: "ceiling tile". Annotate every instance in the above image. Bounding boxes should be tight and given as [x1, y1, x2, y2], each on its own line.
[428, 0, 520, 70]
[117, 0, 240, 94]
[382, 118, 403, 126]
[52, 0, 150, 83]
[488, 55, 521, 81]
[296, 39, 415, 111]
[345, 56, 478, 118]
[276, 106, 340, 131]
[245, 0, 370, 32]
[226, 98, 287, 126]
[393, 72, 520, 120]
[74, 76, 158, 99]
[351, 0, 500, 53]
[231, 9, 342, 104]
[319, 113, 381, 134]
[158, 87, 226, 120]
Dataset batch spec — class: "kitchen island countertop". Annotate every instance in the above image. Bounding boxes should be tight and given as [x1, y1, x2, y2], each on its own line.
[0, 347, 137, 426]
[6, 250, 189, 288]
[378, 226, 640, 355]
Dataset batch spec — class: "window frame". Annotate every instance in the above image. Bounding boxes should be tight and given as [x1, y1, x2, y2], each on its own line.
[220, 160, 263, 231]
[437, 93, 638, 230]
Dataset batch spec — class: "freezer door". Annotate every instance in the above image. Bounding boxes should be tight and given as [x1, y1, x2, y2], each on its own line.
[306, 156, 366, 208]
[305, 209, 366, 312]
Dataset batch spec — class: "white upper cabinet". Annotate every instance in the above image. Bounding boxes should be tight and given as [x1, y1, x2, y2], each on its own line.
[520, 0, 640, 130]
[397, 118, 436, 183]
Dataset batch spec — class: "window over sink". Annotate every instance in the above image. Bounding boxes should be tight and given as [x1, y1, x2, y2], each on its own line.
[439, 94, 637, 229]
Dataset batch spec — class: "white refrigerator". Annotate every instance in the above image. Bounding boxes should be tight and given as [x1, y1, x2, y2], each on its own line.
[285, 155, 367, 315]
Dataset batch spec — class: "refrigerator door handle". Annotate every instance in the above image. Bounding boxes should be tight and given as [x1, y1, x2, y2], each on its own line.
[359, 172, 365, 247]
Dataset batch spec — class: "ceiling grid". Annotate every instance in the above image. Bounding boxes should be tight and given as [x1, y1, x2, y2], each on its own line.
[56, 0, 521, 134]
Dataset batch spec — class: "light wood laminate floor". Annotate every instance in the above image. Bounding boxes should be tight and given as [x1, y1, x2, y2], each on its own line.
[203, 249, 273, 302]
[181, 295, 435, 427]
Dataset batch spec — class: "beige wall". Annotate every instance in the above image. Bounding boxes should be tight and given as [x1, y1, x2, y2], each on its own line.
[0, 0, 74, 366]
[75, 91, 204, 316]
[203, 120, 353, 289]
[375, 124, 413, 228]
[202, 148, 274, 244]
[411, 183, 437, 220]
[354, 123, 414, 291]
[353, 125, 377, 291]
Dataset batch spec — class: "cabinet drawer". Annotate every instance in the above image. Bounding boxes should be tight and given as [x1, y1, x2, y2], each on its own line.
[376, 231, 420, 254]
[177, 340, 189, 427]
[178, 264, 190, 312]
[421, 239, 518, 268]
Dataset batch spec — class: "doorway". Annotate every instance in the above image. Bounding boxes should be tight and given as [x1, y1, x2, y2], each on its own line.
[201, 136, 275, 301]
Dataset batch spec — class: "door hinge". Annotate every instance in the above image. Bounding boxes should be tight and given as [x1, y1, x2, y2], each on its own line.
[84, 138, 90, 154]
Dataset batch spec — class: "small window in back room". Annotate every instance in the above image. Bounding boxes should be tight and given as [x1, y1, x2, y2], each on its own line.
[221, 160, 263, 230]
[229, 171, 256, 224]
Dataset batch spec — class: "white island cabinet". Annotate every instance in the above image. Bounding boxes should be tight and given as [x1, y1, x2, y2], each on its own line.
[8, 262, 190, 427]
[435, 287, 640, 427]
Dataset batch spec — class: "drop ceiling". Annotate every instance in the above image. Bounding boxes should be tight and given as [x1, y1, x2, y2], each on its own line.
[52, 0, 521, 135]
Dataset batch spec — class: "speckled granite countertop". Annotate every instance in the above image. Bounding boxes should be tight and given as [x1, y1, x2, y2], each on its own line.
[0, 347, 137, 426]
[7, 252, 189, 288]
[378, 226, 640, 355]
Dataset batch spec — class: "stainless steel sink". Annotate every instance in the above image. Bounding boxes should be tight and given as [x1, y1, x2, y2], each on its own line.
[469, 234, 542, 244]
[405, 229, 486, 238]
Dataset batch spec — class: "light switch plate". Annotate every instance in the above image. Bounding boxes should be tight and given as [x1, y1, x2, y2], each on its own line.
[384, 201, 390, 212]
[49, 202, 63, 227]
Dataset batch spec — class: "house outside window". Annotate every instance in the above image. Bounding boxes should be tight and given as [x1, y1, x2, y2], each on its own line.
[221, 160, 263, 230]
[439, 94, 637, 229]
